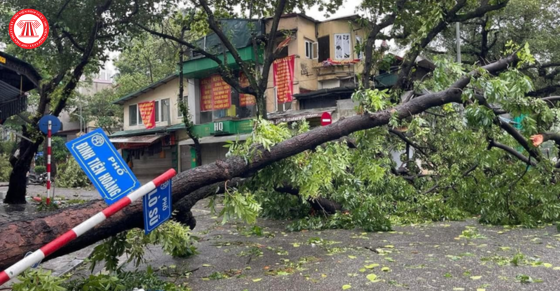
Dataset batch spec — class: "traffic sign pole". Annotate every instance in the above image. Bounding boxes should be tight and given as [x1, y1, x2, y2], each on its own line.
[46, 120, 51, 205]
[0, 168, 176, 286]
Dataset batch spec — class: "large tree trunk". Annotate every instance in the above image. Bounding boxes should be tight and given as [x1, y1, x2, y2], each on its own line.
[4, 127, 42, 204]
[0, 55, 517, 271]
[4, 163, 30, 204]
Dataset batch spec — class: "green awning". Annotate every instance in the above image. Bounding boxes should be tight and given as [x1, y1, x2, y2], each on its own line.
[109, 125, 184, 138]
[167, 123, 186, 131]
[181, 46, 263, 79]
[113, 74, 178, 105]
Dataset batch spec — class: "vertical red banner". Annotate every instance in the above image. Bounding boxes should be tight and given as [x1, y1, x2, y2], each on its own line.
[200, 74, 232, 111]
[200, 77, 213, 112]
[138, 101, 156, 129]
[239, 72, 256, 107]
[211, 74, 231, 110]
[273, 55, 295, 104]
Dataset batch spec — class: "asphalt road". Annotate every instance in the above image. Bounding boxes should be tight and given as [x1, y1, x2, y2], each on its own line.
[119, 200, 560, 291]
[2, 186, 560, 291]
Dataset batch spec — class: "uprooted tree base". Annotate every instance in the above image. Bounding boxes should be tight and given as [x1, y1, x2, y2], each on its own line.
[0, 55, 521, 270]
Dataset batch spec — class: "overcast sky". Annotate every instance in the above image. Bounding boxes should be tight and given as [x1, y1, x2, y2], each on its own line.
[304, 2, 360, 21]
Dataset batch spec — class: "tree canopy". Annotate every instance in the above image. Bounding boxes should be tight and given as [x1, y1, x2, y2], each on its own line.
[0, 0, 174, 203]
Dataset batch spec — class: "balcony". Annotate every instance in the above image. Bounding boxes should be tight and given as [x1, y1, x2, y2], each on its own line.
[314, 58, 360, 82]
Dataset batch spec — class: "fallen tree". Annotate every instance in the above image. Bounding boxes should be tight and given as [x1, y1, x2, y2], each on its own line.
[0, 54, 518, 270]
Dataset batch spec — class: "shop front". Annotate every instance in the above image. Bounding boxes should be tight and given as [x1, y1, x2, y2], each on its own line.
[171, 119, 253, 172]
[110, 130, 178, 183]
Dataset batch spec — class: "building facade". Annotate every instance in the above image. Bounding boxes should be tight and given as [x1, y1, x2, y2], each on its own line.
[109, 14, 433, 181]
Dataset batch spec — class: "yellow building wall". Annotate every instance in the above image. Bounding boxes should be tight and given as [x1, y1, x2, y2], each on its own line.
[265, 15, 323, 113]
[264, 16, 369, 113]
[317, 19, 366, 78]
[296, 17, 319, 93]
[122, 77, 186, 131]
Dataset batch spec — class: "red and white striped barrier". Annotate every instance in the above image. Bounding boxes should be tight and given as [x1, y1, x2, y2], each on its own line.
[46, 120, 51, 205]
[0, 168, 176, 286]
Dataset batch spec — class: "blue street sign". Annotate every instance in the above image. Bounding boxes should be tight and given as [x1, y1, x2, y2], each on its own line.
[38, 115, 62, 135]
[143, 179, 172, 234]
[65, 128, 140, 205]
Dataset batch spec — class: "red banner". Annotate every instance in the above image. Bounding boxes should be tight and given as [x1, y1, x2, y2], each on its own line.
[200, 74, 232, 111]
[200, 77, 213, 112]
[138, 101, 155, 129]
[239, 72, 256, 107]
[273, 55, 295, 104]
[211, 75, 231, 110]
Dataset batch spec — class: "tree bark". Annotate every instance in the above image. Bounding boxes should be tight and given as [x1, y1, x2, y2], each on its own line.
[4, 126, 42, 204]
[274, 184, 344, 215]
[0, 55, 518, 270]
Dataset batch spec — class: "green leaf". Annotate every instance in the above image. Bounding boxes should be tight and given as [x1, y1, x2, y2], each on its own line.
[365, 264, 379, 269]
[366, 273, 380, 282]
[342, 284, 352, 290]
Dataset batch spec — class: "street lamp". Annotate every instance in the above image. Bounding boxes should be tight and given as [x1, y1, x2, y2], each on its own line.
[72, 113, 85, 135]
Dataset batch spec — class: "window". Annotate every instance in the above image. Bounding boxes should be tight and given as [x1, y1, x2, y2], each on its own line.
[152, 99, 170, 123]
[305, 40, 318, 59]
[161, 99, 170, 122]
[313, 42, 318, 59]
[334, 33, 351, 59]
[355, 36, 363, 59]
[128, 104, 142, 126]
[154, 100, 160, 122]
[318, 36, 330, 62]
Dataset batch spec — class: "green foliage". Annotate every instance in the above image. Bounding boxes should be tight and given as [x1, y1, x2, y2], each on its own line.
[34, 165, 46, 174]
[12, 267, 190, 291]
[65, 268, 190, 291]
[0, 140, 16, 155]
[13, 269, 67, 291]
[56, 159, 90, 188]
[89, 220, 197, 273]
[433, 0, 560, 96]
[51, 137, 70, 164]
[37, 197, 60, 212]
[220, 50, 560, 231]
[352, 89, 392, 113]
[79, 89, 123, 134]
[0, 154, 11, 182]
[219, 188, 262, 225]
